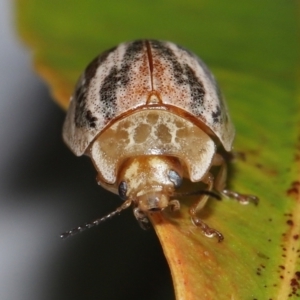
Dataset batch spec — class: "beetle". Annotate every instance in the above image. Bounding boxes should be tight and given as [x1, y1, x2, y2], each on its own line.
[61, 40, 258, 241]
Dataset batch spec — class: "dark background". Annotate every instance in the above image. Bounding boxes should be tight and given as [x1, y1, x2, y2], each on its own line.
[0, 1, 173, 299]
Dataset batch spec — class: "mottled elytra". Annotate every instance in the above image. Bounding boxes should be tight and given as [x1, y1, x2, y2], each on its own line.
[61, 40, 258, 241]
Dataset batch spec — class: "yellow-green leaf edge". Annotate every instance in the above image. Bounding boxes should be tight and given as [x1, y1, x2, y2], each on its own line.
[16, 0, 300, 299]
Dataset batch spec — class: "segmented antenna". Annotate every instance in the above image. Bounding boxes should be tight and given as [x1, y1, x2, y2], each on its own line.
[173, 189, 221, 200]
[60, 199, 132, 239]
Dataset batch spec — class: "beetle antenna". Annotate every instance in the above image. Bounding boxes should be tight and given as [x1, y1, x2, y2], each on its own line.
[173, 190, 221, 200]
[60, 199, 132, 239]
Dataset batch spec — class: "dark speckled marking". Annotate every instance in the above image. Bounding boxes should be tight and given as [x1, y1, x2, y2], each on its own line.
[74, 81, 87, 127]
[99, 40, 144, 121]
[184, 64, 205, 115]
[150, 40, 206, 115]
[74, 46, 116, 128]
[212, 105, 221, 123]
[119, 40, 144, 86]
[99, 66, 119, 119]
[181, 50, 224, 125]
[85, 110, 98, 128]
[196, 59, 226, 125]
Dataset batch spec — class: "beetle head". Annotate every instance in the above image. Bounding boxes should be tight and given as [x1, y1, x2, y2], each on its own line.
[60, 155, 221, 239]
[117, 156, 183, 213]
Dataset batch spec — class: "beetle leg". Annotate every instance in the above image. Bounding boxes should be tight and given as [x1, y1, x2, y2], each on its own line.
[169, 199, 180, 211]
[212, 153, 258, 205]
[189, 172, 224, 242]
[193, 172, 214, 211]
[133, 207, 150, 230]
[191, 216, 224, 242]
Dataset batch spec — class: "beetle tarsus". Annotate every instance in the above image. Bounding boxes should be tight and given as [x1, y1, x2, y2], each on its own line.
[222, 189, 259, 205]
[191, 217, 224, 242]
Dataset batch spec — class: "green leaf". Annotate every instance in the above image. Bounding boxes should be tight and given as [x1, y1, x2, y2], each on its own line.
[17, 0, 299, 298]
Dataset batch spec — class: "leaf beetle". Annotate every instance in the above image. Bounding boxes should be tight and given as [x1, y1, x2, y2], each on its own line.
[61, 40, 258, 241]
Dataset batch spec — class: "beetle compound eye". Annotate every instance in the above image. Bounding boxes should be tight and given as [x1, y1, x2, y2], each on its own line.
[168, 170, 182, 188]
[118, 181, 128, 200]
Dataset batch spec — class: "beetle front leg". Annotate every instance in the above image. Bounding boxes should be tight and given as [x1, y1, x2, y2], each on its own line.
[133, 207, 150, 230]
[212, 153, 259, 205]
